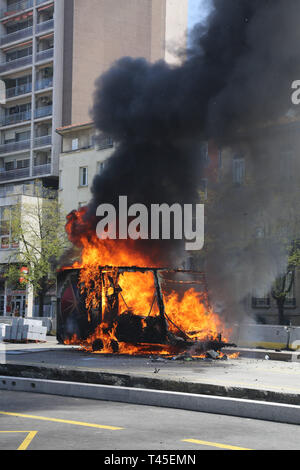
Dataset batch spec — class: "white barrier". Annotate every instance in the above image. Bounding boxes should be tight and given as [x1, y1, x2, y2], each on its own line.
[233, 324, 300, 350]
[0, 319, 47, 342]
[0, 316, 52, 334]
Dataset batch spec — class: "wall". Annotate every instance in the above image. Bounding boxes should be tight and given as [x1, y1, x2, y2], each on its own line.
[59, 143, 114, 215]
[67, 0, 187, 125]
[165, 0, 188, 64]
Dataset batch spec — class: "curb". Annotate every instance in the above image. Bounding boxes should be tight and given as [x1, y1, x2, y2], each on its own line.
[1, 375, 300, 425]
[0, 362, 300, 406]
[224, 347, 300, 362]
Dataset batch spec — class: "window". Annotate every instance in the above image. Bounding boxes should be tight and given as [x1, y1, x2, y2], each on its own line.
[0, 206, 17, 250]
[0, 236, 10, 249]
[255, 227, 265, 239]
[285, 271, 296, 307]
[79, 167, 88, 187]
[6, 46, 32, 62]
[200, 178, 208, 200]
[6, 102, 31, 116]
[0, 295, 4, 316]
[233, 156, 245, 185]
[5, 161, 14, 171]
[16, 159, 30, 169]
[34, 152, 51, 166]
[6, 18, 32, 35]
[97, 161, 106, 175]
[95, 134, 114, 150]
[252, 288, 271, 308]
[201, 142, 209, 166]
[16, 130, 30, 142]
[72, 138, 79, 151]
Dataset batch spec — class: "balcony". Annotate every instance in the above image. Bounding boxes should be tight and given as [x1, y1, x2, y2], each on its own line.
[0, 54, 32, 73]
[1, 110, 31, 126]
[0, 0, 33, 19]
[284, 298, 297, 307]
[0, 166, 30, 182]
[0, 139, 30, 154]
[35, 77, 53, 91]
[0, 183, 34, 197]
[36, 48, 53, 63]
[252, 297, 271, 308]
[33, 163, 51, 176]
[34, 105, 52, 119]
[34, 134, 51, 147]
[0, 26, 33, 46]
[0, 182, 56, 198]
[36, 19, 54, 35]
[96, 136, 114, 150]
[6, 82, 32, 99]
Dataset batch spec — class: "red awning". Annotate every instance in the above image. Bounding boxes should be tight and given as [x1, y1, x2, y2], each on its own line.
[3, 40, 32, 51]
[38, 3, 54, 12]
[2, 11, 33, 24]
[39, 33, 53, 41]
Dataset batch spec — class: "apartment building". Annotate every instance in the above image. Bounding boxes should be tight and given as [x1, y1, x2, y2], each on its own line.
[57, 0, 189, 215]
[0, 0, 188, 317]
[0, 0, 64, 190]
[0, 0, 64, 317]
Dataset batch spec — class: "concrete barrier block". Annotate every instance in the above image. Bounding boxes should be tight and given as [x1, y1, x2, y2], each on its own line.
[4, 325, 11, 341]
[10, 318, 19, 341]
[0, 324, 6, 342]
[1, 376, 300, 426]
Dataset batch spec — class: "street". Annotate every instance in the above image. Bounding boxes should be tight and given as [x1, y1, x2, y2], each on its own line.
[0, 390, 300, 451]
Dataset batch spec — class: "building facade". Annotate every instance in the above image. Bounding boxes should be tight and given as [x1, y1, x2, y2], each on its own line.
[0, 183, 55, 317]
[57, 0, 189, 215]
[63, 0, 189, 125]
[0, 0, 64, 188]
[0, 0, 64, 317]
[0, 0, 188, 317]
[57, 122, 114, 215]
[202, 121, 300, 326]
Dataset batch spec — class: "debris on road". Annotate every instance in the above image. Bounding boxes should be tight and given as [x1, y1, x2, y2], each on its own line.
[206, 350, 220, 360]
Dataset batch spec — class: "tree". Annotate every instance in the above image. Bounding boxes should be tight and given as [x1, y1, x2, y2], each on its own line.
[271, 270, 295, 326]
[6, 192, 69, 317]
[271, 240, 300, 325]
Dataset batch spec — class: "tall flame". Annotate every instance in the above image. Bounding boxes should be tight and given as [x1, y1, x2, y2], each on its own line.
[63, 207, 231, 355]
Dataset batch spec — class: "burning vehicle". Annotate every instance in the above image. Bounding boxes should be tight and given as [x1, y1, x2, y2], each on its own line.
[57, 209, 235, 356]
[57, 265, 235, 355]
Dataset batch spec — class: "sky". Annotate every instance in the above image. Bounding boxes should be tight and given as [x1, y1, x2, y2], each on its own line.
[188, 0, 211, 30]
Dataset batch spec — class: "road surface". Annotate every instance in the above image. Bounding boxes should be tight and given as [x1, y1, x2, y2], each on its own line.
[0, 390, 299, 451]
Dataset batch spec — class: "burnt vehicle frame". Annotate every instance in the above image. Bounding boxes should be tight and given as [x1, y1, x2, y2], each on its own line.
[57, 266, 234, 353]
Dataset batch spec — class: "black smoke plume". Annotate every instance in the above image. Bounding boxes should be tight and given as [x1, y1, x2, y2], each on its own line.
[69, 0, 300, 322]
[88, 0, 300, 207]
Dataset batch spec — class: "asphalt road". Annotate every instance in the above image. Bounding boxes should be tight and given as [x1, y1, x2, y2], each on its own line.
[0, 390, 300, 451]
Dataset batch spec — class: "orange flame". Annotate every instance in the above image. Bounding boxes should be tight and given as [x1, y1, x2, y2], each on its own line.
[63, 207, 233, 356]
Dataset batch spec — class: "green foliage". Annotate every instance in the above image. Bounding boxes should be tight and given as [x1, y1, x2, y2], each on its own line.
[6, 196, 69, 297]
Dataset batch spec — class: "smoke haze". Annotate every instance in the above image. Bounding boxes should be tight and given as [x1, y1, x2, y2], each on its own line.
[70, 0, 300, 324]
